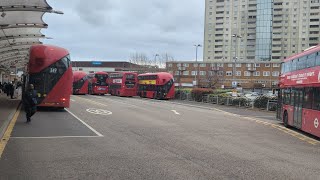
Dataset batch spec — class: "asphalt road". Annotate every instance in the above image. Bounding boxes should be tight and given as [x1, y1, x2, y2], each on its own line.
[0, 95, 319, 179]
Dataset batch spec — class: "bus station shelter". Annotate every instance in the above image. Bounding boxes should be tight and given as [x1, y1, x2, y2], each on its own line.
[0, 0, 61, 138]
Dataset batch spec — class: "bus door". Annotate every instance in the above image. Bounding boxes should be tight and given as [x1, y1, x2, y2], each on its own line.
[293, 88, 303, 128]
[276, 89, 282, 120]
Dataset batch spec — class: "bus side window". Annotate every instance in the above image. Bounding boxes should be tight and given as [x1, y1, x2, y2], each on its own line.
[313, 88, 320, 111]
[303, 88, 313, 109]
[316, 52, 320, 66]
[290, 89, 295, 106]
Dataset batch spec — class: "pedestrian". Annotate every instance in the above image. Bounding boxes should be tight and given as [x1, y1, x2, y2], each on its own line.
[22, 84, 38, 123]
[4, 83, 10, 97]
[9, 82, 15, 99]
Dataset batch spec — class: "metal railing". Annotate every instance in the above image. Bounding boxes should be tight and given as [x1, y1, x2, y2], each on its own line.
[175, 92, 278, 112]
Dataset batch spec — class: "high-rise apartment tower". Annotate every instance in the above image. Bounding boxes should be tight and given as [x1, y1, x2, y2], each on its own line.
[203, 0, 320, 62]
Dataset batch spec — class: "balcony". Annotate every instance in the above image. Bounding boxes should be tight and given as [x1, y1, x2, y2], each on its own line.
[272, 46, 282, 51]
[211, 67, 222, 71]
[247, 67, 256, 72]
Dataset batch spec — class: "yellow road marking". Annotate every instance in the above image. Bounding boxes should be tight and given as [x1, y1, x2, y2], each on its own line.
[213, 108, 319, 145]
[0, 106, 21, 158]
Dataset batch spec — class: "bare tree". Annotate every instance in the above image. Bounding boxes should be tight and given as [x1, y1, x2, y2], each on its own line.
[200, 70, 220, 88]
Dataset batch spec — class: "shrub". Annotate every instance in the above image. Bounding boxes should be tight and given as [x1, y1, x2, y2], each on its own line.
[231, 97, 249, 106]
[254, 95, 278, 109]
[191, 88, 213, 102]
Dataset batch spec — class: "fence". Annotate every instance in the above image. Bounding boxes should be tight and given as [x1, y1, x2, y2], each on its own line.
[176, 92, 278, 112]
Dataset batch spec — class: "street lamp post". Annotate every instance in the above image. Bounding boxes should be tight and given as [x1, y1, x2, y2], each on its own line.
[194, 44, 202, 87]
[232, 34, 242, 88]
[154, 54, 159, 72]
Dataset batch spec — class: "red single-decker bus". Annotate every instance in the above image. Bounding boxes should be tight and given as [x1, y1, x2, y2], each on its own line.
[88, 71, 109, 95]
[73, 71, 88, 95]
[109, 72, 138, 97]
[137, 72, 175, 99]
[26, 44, 73, 108]
[278, 44, 320, 138]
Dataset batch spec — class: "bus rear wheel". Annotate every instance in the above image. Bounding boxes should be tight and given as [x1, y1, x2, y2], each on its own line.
[283, 111, 288, 127]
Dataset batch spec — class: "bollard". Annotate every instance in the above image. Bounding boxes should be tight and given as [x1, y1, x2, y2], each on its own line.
[267, 100, 270, 111]
[227, 97, 229, 106]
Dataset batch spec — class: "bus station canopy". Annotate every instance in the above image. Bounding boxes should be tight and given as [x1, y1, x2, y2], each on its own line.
[0, 0, 62, 72]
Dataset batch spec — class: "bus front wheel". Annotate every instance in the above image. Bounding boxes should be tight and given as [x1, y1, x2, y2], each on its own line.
[283, 111, 288, 127]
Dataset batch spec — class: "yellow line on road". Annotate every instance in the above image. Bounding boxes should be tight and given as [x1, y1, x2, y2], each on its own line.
[0, 106, 21, 158]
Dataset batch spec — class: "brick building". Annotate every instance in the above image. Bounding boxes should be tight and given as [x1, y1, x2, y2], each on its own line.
[166, 61, 281, 90]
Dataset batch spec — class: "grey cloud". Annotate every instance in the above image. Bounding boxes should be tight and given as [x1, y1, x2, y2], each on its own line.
[44, 0, 204, 61]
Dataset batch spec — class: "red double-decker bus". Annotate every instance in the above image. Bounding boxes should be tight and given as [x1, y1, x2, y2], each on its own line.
[26, 44, 73, 108]
[73, 71, 88, 95]
[108, 72, 138, 97]
[137, 72, 175, 99]
[278, 45, 320, 138]
[88, 71, 109, 95]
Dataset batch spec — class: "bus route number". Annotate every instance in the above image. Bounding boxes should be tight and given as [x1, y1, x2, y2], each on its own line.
[49, 67, 58, 74]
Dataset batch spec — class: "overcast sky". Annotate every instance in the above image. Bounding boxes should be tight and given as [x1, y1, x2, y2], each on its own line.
[42, 0, 204, 62]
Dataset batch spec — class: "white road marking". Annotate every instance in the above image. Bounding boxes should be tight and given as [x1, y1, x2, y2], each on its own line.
[65, 109, 103, 137]
[11, 136, 102, 139]
[70, 99, 75, 102]
[171, 110, 180, 115]
[86, 108, 112, 115]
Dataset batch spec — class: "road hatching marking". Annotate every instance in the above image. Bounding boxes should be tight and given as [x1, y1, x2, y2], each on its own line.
[0, 105, 21, 158]
[86, 108, 112, 116]
[171, 110, 180, 115]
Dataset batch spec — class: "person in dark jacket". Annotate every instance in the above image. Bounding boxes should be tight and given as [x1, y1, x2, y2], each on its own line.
[23, 84, 37, 123]
[8, 82, 14, 99]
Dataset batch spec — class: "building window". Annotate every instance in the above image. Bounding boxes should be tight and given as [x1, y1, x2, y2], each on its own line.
[265, 63, 270, 67]
[175, 71, 180, 75]
[200, 71, 206, 76]
[273, 63, 280, 67]
[228, 63, 233, 67]
[236, 71, 241, 76]
[272, 71, 280, 76]
[244, 71, 251, 76]
[236, 63, 242, 67]
[217, 63, 224, 67]
[177, 63, 181, 67]
[193, 63, 198, 67]
[200, 64, 207, 67]
[263, 71, 270, 76]
[218, 71, 224, 76]
[226, 71, 233, 76]
[183, 71, 189, 76]
[246, 63, 251, 67]
[253, 71, 260, 76]
[168, 63, 172, 67]
[183, 63, 189, 67]
[191, 71, 198, 75]
[255, 63, 260, 67]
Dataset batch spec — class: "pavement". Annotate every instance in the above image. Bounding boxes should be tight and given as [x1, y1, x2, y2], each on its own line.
[0, 91, 21, 139]
[0, 95, 319, 179]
